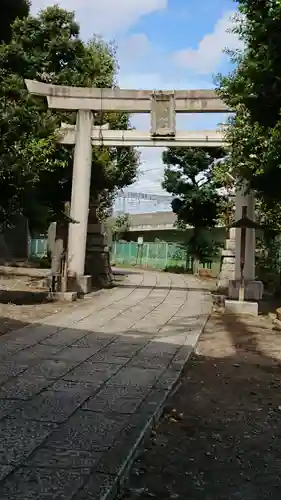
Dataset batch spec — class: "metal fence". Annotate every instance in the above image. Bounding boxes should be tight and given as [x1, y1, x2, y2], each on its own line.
[111, 241, 221, 275]
[28, 238, 221, 276]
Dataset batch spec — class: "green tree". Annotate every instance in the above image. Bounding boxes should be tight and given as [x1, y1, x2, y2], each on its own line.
[1, 0, 30, 43]
[0, 6, 138, 232]
[217, 2, 281, 206]
[212, 156, 235, 227]
[162, 147, 225, 272]
[111, 213, 131, 241]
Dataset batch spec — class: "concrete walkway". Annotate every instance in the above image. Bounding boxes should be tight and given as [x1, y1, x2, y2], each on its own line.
[0, 270, 211, 499]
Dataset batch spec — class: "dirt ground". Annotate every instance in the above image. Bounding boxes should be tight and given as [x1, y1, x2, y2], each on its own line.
[122, 311, 281, 500]
[0, 273, 101, 335]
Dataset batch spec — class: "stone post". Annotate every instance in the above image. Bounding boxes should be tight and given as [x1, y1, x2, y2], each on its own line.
[234, 185, 255, 280]
[67, 110, 94, 277]
[228, 184, 264, 301]
[85, 199, 114, 287]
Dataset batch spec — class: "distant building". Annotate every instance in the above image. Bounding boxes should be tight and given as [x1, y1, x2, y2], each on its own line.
[111, 211, 226, 244]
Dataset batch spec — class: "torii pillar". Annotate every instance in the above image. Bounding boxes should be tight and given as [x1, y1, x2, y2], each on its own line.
[67, 110, 93, 277]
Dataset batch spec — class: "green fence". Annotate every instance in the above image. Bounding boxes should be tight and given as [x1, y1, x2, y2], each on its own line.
[112, 241, 221, 276]
[28, 238, 48, 258]
[27, 239, 221, 276]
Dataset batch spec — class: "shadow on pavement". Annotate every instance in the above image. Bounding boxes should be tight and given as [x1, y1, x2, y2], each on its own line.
[0, 309, 279, 499]
[122, 311, 281, 500]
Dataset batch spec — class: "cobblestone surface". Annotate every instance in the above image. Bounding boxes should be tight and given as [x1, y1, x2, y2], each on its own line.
[0, 269, 211, 499]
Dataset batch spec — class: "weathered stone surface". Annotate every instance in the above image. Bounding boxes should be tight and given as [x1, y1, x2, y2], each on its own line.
[129, 353, 173, 370]
[168, 344, 193, 371]
[155, 368, 182, 391]
[7, 325, 60, 345]
[49, 379, 97, 395]
[51, 346, 95, 362]
[64, 360, 120, 384]
[108, 366, 163, 389]
[0, 465, 13, 482]
[44, 410, 128, 451]
[0, 417, 54, 465]
[40, 328, 88, 347]
[10, 344, 63, 362]
[26, 359, 78, 379]
[99, 340, 144, 358]
[0, 343, 26, 359]
[82, 384, 148, 414]
[0, 360, 28, 384]
[0, 400, 22, 421]
[0, 374, 52, 400]
[95, 398, 165, 479]
[73, 473, 118, 500]
[25, 447, 102, 469]
[88, 351, 129, 365]
[72, 333, 115, 348]
[0, 467, 88, 500]
[14, 388, 91, 423]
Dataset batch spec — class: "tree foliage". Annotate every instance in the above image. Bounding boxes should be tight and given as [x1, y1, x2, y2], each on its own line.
[1, 0, 30, 43]
[111, 213, 131, 241]
[163, 148, 225, 228]
[217, 2, 281, 206]
[212, 157, 235, 226]
[162, 147, 225, 264]
[0, 6, 138, 232]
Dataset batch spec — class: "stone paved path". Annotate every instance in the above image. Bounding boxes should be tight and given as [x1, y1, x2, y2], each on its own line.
[0, 269, 211, 499]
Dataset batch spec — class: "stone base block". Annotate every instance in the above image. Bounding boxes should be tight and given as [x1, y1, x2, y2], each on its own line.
[228, 280, 263, 301]
[225, 299, 258, 316]
[68, 275, 92, 295]
[273, 318, 281, 331]
[52, 291, 77, 302]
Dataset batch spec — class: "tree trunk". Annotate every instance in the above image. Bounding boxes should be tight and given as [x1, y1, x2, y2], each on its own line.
[192, 227, 200, 275]
[193, 256, 200, 275]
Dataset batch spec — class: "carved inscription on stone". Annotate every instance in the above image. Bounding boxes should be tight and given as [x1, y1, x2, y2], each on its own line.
[150, 92, 176, 137]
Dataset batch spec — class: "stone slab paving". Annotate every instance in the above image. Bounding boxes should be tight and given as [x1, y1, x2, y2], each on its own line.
[0, 269, 212, 499]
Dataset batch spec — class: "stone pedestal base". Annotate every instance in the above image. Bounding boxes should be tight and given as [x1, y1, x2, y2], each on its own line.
[86, 205, 113, 288]
[228, 280, 264, 301]
[225, 299, 258, 316]
[52, 291, 78, 302]
[217, 248, 235, 290]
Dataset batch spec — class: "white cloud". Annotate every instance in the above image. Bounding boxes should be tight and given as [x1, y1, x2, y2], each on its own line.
[118, 34, 151, 67]
[174, 10, 243, 74]
[31, 0, 167, 37]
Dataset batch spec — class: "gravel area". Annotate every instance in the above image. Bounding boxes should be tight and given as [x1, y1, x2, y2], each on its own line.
[122, 311, 281, 500]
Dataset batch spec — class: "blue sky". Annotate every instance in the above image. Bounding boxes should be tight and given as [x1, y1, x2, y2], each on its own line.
[31, 0, 241, 212]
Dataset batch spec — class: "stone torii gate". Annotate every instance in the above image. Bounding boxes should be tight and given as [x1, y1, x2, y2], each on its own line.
[25, 80, 231, 286]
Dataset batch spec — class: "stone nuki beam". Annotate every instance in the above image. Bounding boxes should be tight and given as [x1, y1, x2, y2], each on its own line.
[59, 124, 226, 148]
[25, 80, 231, 113]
